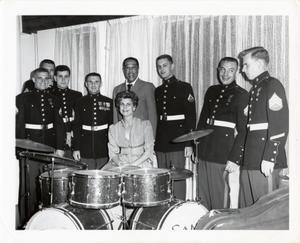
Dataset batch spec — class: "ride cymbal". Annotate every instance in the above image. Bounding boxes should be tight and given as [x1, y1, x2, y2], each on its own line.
[172, 129, 213, 143]
[16, 139, 55, 152]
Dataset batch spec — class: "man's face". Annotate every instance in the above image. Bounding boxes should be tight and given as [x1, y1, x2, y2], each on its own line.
[242, 53, 260, 80]
[41, 63, 55, 80]
[156, 58, 174, 80]
[55, 71, 70, 89]
[218, 61, 238, 85]
[123, 59, 139, 83]
[33, 71, 50, 90]
[86, 75, 101, 95]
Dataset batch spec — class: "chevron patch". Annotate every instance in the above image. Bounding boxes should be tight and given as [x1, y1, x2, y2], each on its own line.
[269, 93, 283, 111]
[187, 94, 195, 102]
[244, 105, 249, 116]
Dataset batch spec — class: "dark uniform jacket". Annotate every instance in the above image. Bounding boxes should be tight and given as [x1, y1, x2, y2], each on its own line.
[73, 93, 113, 159]
[243, 71, 289, 170]
[197, 81, 249, 165]
[16, 88, 65, 150]
[155, 75, 196, 152]
[51, 87, 82, 150]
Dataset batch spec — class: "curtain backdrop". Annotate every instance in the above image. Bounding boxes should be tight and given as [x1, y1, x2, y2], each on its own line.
[105, 15, 289, 122]
[54, 23, 100, 95]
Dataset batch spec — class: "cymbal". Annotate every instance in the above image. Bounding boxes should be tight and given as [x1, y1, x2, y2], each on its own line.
[19, 151, 86, 169]
[105, 165, 140, 173]
[16, 139, 55, 152]
[172, 129, 213, 143]
[170, 167, 193, 180]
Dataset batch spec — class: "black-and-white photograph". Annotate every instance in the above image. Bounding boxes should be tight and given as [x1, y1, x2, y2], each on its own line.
[0, 1, 299, 243]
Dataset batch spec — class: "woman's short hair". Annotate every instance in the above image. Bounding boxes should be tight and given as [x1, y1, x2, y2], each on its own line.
[115, 90, 139, 109]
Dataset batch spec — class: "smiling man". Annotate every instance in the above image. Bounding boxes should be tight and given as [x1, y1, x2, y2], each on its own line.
[51, 65, 82, 158]
[196, 57, 249, 210]
[72, 72, 113, 169]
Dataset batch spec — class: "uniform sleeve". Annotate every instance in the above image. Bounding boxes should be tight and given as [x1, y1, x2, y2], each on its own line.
[262, 80, 289, 164]
[184, 84, 197, 147]
[72, 100, 82, 151]
[107, 124, 120, 160]
[196, 88, 211, 130]
[54, 99, 66, 150]
[143, 120, 155, 158]
[228, 91, 249, 164]
[16, 95, 25, 139]
[108, 99, 114, 126]
[146, 83, 158, 138]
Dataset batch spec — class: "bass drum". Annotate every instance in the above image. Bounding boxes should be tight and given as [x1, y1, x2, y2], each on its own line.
[130, 200, 208, 230]
[25, 203, 112, 230]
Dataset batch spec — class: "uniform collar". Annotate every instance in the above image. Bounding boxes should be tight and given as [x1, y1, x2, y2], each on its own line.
[253, 71, 270, 85]
[88, 92, 101, 98]
[163, 75, 177, 85]
[56, 87, 69, 93]
[221, 80, 237, 90]
[33, 88, 47, 94]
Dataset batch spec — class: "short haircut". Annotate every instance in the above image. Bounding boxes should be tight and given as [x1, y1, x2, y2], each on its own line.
[54, 65, 71, 76]
[156, 54, 173, 64]
[39, 59, 55, 67]
[85, 72, 102, 83]
[33, 67, 49, 76]
[218, 57, 238, 67]
[122, 57, 139, 68]
[115, 90, 139, 109]
[238, 46, 269, 64]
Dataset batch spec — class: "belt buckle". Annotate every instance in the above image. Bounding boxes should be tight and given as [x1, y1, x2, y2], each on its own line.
[209, 119, 214, 125]
[164, 115, 167, 121]
[93, 126, 98, 131]
[41, 124, 45, 129]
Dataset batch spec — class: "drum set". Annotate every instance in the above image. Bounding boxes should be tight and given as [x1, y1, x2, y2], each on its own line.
[16, 129, 213, 230]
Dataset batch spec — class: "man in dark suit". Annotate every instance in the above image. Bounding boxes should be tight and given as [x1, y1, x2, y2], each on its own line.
[72, 72, 113, 169]
[51, 65, 82, 158]
[155, 54, 196, 200]
[238, 46, 289, 207]
[112, 57, 157, 137]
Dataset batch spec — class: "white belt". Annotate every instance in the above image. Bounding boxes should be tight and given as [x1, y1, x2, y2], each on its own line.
[160, 114, 185, 121]
[25, 123, 53, 130]
[207, 118, 236, 129]
[82, 124, 108, 131]
[247, 123, 269, 131]
[62, 117, 74, 123]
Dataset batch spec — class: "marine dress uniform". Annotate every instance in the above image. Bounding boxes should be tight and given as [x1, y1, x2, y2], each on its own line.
[241, 71, 289, 207]
[16, 88, 65, 218]
[51, 87, 82, 157]
[155, 75, 196, 200]
[73, 92, 113, 169]
[196, 81, 249, 210]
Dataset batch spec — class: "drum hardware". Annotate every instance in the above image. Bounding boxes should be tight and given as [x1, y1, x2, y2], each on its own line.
[172, 129, 213, 201]
[16, 138, 55, 152]
[169, 165, 193, 180]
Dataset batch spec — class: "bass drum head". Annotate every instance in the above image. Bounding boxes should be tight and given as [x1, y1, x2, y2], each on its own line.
[131, 200, 208, 230]
[25, 203, 112, 230]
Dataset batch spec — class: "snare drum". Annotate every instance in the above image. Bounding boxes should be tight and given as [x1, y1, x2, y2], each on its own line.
[123, 168, 171, 207]
[25, 203, 112, 230]
[39, 169, 74, 206]
[131, 200, 208, 230]
[70, 170, 121, 209]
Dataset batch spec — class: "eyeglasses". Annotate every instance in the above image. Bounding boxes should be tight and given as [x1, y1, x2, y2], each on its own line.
[87, 81, 101, 86]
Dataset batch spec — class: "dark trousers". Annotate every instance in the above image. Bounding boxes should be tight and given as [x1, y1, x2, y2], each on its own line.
[156, 151, 186, 200]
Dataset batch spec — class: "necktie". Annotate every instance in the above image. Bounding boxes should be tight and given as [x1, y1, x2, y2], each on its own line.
[127, 84, 132, 91]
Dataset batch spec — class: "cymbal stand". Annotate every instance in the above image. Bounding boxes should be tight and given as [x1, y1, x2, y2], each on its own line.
[49, 157, 55, 206]
[118, 180, 129, 230]
[22, 154, 31, 221]
[192, 139, 199, 201]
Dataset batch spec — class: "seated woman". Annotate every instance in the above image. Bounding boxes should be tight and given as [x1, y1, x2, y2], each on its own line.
[102, 90, 156, 169]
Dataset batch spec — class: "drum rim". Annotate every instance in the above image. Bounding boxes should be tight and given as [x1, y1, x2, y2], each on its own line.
[71, 170, 120, 178]
[123, 168, 170, 176]
[39, 170, 75, 178]
[69, 199, 120, 209]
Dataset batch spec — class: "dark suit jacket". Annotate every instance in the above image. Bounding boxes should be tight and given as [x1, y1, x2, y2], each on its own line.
[112, 78, 157, 137]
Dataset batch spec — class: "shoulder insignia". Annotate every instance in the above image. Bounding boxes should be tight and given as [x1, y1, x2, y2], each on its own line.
[48, 98, 53, 106]
[187, 94, 195, 102]
[16, 107, 19, 115]
[269, 93, 283, 111]
[244, 105, 248, 116]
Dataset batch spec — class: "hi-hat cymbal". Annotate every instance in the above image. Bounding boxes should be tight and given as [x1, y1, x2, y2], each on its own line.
[16, 139, 55, 152]
[19, 151, 86, 169]
[172, 129, 213, 143]
[170, 167, 193, 180]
